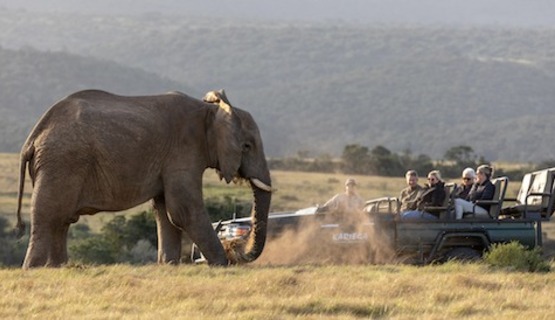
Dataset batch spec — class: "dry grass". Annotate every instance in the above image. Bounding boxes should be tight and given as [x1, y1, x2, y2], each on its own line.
[1, 153, 555, 318]
[1, 263, 554, 319]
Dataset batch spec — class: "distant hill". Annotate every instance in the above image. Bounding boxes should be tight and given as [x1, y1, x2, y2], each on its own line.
[0, 46, 192, 152]
[0, 10, 554, 162]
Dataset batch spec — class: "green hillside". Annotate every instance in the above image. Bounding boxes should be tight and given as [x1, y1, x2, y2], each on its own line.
[0, 46, 191, 151]
[1, 10, 554, 161]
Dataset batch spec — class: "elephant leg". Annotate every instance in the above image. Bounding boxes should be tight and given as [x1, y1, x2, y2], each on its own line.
[164, 181, 228, 266]
[153, 195, 183, 264]
[23, 176, 78, 268]
[23, 212, 71, 268]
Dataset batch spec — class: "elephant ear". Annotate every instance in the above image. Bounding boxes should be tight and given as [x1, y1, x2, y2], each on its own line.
[205, 90, 242, 183]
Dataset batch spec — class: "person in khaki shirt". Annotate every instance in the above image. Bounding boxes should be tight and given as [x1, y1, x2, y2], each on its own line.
[317, 178, 365, 216]
[399, 170, 423, 213]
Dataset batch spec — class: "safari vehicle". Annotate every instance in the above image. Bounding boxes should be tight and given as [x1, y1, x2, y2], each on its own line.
[193, 168, 555, 264]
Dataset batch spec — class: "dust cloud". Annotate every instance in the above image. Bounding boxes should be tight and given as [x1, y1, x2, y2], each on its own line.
[254, 211, 396, 266]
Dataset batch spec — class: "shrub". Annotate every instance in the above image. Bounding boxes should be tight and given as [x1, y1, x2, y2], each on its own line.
[70, 236, 119, 264]
[69, 223, 92, 239]
[0, 216, 28, 266]
[69, 210, 157, 265]
[484, 241, 550, 272]
[126, 239, 157, 264]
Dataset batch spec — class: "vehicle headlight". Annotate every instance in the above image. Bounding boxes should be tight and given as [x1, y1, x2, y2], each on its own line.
[230, 224, 251, 238]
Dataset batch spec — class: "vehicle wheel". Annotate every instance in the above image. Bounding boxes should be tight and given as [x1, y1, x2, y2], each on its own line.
[443, 247, 482, 262]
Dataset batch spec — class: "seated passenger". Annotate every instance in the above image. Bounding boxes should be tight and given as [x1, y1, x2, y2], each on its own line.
[399, 170, 423, 213]
[401, 170, 446, 220]
[454, 165, 495, 219]
[317, 178, 365, 216]
[453, 167, 476, 199]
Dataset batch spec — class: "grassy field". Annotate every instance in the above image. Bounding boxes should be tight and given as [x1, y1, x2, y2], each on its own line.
[1, 263, 554, 319]
[1, 153, 555, 318]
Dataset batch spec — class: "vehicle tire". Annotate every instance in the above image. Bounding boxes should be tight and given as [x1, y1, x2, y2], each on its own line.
[443, 247, 482, 262]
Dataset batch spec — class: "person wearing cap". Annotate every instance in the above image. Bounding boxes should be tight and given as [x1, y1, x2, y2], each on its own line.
[317, 178, 365, 216]
[401, 170, 446, 220]
[453, 167, 476, 200]
[399, 170, 423, 213]
[454, 164, 495, 219]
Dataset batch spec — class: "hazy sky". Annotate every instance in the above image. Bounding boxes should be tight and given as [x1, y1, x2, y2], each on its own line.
[0, 0, 553, 27]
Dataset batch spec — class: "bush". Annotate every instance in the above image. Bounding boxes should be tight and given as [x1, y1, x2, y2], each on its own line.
[70, 236, 119, 265]
[0, 216, 28, 267]
[484, 241, 550, 272]
[126, 239, 157, 264]
[69, 210, 157, 265]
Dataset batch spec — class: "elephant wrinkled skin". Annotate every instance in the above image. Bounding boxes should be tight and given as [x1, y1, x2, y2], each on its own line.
[15, 89, 272, 268]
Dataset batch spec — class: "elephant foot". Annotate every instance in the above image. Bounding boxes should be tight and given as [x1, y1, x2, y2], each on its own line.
[22, 254, 65, 269]
[157, 254, 181, 265]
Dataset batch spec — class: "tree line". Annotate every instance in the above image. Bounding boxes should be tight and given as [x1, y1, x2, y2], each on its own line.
[269, 144, 548, 181]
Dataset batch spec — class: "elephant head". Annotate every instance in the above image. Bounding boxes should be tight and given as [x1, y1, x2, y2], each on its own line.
[204, 90, 273, 263]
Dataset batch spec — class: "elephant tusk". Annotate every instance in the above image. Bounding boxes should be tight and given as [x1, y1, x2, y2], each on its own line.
[250, 178, 275, 192]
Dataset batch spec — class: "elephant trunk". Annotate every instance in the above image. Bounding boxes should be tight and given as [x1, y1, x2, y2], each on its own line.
[228, 178, 271, 263]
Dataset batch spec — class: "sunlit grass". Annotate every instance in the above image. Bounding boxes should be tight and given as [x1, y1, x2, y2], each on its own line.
[0, 153, 554, 318]
[1, 263, 554, 319]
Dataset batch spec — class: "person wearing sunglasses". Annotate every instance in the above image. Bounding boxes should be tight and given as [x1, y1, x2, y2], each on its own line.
[401, 170, 446, 220]
[453, 167, 476, 199]
[454, 165, 495, 219]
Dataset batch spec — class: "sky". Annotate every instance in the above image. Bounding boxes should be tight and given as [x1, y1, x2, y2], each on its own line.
[0, 0, 553, 27]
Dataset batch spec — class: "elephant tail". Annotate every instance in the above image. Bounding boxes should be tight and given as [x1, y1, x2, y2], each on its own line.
[14, 145, 33, 239]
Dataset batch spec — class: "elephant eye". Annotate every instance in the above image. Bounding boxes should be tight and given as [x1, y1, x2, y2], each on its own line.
[242, 142, 253, 152]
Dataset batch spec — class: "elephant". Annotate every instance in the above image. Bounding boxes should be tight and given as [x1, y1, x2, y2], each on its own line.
[15, 89, 272, 268]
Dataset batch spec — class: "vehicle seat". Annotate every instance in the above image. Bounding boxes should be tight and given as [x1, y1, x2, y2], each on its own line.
[463, 176, 508, 220]
[501, 168, 555, 219]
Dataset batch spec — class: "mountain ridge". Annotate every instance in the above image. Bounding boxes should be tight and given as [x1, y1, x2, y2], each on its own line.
[0, 11, 554, 162]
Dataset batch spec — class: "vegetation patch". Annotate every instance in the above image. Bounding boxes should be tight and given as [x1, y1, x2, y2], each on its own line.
[484, 241, 551, 273]
[286, 300, 391, 318]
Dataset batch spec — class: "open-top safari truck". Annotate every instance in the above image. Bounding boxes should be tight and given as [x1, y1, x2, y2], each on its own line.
[193, 167, 555, 264]
[365, 167, 555, 263]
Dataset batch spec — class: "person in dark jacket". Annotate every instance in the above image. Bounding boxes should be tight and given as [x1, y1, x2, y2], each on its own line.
[454, 165, 495, 219]
[453, 167, 476, 199]
[401, 170, 446, 220]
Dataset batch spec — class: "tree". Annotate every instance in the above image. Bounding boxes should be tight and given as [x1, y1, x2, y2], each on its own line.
[368, 145, 405, 176]
[444, 145, 478, 166]
[440, 145, 482, 178]
[341, 144, 371, 174]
